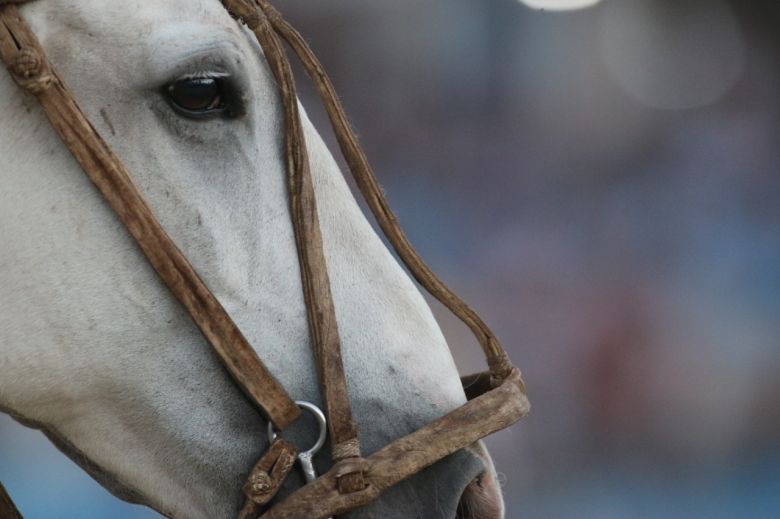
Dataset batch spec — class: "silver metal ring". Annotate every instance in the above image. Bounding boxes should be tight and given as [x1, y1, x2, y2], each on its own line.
[267, 400, 327, 457]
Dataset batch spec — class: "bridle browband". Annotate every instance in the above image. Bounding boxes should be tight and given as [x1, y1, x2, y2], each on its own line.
[0, 1, 530, 518]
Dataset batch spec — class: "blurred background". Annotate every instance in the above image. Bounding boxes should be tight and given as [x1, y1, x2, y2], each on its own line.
[2, 0, 779, 517]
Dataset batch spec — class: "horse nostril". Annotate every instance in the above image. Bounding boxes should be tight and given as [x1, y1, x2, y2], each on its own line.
[456, 470, 504, 519]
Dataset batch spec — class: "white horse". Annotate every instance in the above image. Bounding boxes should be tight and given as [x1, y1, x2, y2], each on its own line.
[0, 1, 503, 518]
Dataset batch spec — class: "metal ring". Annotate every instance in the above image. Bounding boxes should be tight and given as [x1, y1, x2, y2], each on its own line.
[267, 401, 327, 457]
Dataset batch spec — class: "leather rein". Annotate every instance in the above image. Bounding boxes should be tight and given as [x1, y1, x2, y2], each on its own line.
[0, 1, 530, 518]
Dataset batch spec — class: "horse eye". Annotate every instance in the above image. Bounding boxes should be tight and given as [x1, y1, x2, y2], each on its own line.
[166, 77, 228, 118]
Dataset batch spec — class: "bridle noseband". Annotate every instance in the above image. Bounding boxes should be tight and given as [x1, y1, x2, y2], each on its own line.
[0, 1, 530, 518]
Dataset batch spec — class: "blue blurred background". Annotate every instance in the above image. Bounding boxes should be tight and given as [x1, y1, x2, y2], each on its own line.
[2, 0, 779, 517]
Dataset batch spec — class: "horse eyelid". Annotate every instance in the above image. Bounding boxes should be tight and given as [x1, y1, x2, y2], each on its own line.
[162, 74, 245, 120]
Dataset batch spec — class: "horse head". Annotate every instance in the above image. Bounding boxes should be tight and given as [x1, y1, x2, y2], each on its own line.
[0, 1, 505, 517]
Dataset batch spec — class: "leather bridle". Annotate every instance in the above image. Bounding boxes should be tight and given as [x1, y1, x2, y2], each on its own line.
[0, 1, 530, 518]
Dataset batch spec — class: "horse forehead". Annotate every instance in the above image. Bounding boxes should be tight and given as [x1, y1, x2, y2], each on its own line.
[39, 0, 235, 38]
[27, 0, 253, 101]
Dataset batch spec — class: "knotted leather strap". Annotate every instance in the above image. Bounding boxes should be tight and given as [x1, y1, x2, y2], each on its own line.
[238, 439, 299, 519]
[0, 4, 299, 428]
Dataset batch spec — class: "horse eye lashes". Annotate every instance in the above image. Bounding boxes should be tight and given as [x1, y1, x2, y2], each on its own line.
[178, 70, 231, 81]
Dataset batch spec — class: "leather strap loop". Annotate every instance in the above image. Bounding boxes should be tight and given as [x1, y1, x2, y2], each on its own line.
[239, 439, 299, 519]
[332, 457, 367, 480]
[332, 456, 368, 494]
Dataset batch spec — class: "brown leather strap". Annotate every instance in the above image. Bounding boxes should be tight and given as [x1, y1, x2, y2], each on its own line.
[1, 2, 530, 517]
[260, 369, 529, 519]
[239, 439, 299, 519]
[0, 482, 23, 519]
[261, 3, 514, 386]
[220, 0, 366, 494]
[0, 4, 300, 430]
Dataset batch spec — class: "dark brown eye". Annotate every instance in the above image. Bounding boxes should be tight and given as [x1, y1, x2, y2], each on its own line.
[167, 77, 226, 117]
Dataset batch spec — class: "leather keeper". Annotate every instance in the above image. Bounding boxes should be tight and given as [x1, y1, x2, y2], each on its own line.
[334, 457, 367, 494]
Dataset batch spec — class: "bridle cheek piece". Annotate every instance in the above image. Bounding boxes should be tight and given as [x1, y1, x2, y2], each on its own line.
[0, 1, 530, 518]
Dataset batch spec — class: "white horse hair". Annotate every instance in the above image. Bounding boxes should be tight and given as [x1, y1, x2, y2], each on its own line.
[0, 1, 503, 517]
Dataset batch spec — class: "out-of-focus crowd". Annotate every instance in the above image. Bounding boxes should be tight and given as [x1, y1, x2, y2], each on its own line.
[1, 0, 778, 517]
[282, 0, 780, 516]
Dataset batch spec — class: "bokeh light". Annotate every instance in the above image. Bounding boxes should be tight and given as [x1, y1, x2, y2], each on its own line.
[519, 0, 602, 11]
[601, 0, 744, 110]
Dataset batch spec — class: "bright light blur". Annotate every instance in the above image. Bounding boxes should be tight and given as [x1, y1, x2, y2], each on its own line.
[2, 1, 779, 518]
[602, 0, 744, 109]
[519, 0, 602, 10]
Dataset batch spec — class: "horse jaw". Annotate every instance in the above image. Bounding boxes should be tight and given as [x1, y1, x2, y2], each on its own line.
[0, 0, 503, 517]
